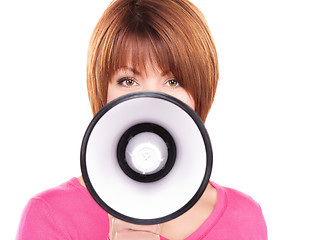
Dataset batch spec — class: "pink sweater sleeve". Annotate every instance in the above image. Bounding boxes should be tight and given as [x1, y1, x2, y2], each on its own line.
[16, 198, 71, 240]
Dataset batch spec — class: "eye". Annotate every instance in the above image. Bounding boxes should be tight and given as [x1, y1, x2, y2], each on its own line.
[166, 79, 180, 87]
[118, 77, 138, 87]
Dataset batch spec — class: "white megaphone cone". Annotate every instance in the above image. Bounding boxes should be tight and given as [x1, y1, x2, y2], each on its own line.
[80, 92, 212, 225]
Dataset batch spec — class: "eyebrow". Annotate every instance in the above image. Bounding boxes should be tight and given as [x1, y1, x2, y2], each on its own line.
[119, 66, 141, 75]
[118, 66, 171, 76]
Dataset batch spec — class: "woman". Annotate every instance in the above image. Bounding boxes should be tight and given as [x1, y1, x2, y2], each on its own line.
[17, 0, 267, 239]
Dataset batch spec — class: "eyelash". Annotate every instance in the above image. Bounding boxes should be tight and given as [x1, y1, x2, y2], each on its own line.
[117, 77, 182, 88]
[165, 78, 180, 87]
[117, 77, 138, 87]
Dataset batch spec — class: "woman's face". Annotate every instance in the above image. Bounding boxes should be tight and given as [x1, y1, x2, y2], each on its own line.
[107, 61, 195, 110]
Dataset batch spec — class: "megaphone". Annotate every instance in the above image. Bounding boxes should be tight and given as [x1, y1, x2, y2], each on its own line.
[80, 92, 212, 225]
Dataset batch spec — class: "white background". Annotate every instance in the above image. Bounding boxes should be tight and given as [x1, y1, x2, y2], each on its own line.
[1, 0, 308, 239]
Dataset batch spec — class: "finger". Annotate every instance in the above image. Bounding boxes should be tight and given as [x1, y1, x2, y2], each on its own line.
[115, 230, 160, 240]
[109, 215, 160, 234]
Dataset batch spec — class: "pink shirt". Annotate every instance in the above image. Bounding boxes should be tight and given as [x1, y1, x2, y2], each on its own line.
[16, 178, 267, 239]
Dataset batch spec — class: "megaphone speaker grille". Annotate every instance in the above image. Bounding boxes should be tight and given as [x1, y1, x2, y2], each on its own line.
[117, 123, 176, 182]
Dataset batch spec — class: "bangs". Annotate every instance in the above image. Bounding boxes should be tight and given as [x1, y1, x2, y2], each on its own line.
[87, 0, 219, 121]
[108, 27, 179, 81]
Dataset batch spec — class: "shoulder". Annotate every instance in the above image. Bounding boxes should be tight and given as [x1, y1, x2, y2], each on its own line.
[17, 178, 109, 239]
[209, 182, 267, 239]
[32, 178, 84, 205]
[212, 181, 263, 214]
[20, 177, 91, 221]
[27, 177, 106, 220]
[225, 185, 262, 213]
[16, 178, 83, 239]
[20, 178, 85, 218]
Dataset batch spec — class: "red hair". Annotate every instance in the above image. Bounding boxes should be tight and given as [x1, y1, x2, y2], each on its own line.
[87, 0, 219, 121]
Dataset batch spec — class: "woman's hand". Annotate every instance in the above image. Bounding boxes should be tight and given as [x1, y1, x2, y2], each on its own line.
[108, 215, 161, 240]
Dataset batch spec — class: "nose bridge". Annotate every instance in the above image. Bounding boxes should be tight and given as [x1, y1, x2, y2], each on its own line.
[142, 76, 161, 92]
